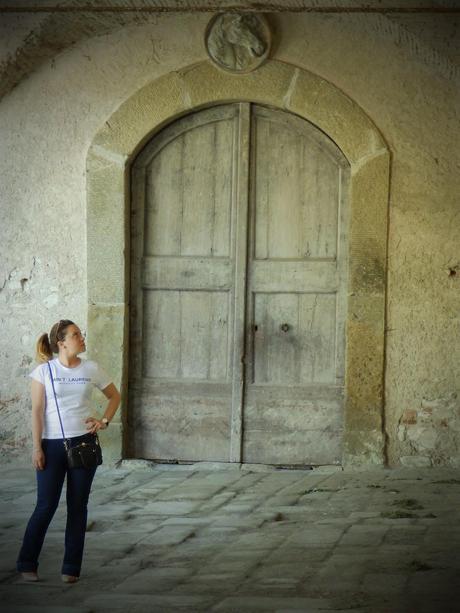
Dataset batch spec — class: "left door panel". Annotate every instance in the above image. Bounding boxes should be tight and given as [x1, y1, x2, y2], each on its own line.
[129, 105, 240, 461]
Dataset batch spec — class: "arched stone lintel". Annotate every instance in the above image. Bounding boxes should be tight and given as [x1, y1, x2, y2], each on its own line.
[86, 59, 390, 466]
[91, 61, 387, 166]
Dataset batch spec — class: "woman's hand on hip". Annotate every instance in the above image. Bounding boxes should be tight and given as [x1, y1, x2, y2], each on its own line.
[33, 449, 45, 470]
[85, 416, 107, 433]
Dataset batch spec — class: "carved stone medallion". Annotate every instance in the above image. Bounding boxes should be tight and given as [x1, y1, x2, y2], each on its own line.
[205, 13, 271, 74]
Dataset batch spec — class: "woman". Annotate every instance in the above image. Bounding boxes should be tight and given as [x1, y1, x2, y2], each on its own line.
[17, 319, 121, 583]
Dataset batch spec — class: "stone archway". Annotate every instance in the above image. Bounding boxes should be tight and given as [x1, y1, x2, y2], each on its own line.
[86, 60, 390, 466]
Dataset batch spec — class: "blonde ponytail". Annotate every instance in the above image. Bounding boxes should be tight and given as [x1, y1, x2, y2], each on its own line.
[36, 333, 53, 363]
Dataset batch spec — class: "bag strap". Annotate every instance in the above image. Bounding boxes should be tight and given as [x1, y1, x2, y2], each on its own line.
[47, 361, 70, 449]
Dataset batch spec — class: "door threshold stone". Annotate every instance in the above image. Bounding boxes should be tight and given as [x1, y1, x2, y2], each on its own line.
[117, 458, 344, 473]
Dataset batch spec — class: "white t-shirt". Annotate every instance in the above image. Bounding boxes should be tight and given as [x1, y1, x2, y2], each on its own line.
[30, 358, 112, 439]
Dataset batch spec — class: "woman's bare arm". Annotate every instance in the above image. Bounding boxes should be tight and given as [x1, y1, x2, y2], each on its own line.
[85, 383, 121, 433]
[31, 379, 45, 470]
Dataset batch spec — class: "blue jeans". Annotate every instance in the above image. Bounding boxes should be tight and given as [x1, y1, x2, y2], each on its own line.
[16, 434, 97, 577]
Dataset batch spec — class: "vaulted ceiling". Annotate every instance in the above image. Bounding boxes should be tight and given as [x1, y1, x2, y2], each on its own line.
[1, 0, 459, 101]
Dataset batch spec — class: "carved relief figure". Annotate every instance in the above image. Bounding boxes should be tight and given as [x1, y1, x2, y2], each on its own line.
[206, 13, 270, 73]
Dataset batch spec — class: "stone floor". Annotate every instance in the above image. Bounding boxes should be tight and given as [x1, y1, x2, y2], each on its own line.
[0, 461, 459, 613]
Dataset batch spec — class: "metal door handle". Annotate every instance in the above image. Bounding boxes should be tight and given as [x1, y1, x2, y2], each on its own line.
[280, 323, 290, 332]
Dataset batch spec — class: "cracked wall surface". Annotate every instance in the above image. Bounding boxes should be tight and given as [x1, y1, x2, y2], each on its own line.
[0, 6, 459, 466]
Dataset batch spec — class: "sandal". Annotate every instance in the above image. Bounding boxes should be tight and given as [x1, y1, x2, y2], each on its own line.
[61, 574, 79, 584]
[21, 572, 39, 582]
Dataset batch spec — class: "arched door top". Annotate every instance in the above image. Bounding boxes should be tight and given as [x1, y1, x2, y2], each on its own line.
[86, 60, 390, 466]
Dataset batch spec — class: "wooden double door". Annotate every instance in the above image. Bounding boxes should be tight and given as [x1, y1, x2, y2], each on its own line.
[129, 103, 349, 465]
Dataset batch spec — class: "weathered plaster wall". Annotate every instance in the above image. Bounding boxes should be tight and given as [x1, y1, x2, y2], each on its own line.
[1, 10, 459, 466]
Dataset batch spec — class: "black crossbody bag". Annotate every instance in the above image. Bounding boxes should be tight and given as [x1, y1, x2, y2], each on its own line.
[47, 361, 103, 469]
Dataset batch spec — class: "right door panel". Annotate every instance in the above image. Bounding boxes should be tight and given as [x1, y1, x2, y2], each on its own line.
[243, 106, 350, 465]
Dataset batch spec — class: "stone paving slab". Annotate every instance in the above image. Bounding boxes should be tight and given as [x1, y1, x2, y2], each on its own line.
[1, 462, 459, 612]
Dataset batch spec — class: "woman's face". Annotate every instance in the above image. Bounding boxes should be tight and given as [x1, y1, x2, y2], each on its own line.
[61, 324, 86, 355]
